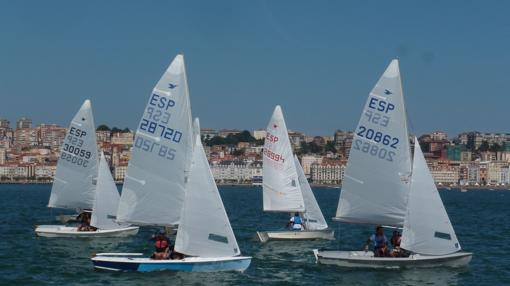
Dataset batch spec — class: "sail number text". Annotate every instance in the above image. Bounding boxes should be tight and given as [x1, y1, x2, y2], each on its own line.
[353, 139, 395, 162]
[264, 132, 284, 162]
[356, 126, 399, 148]
[368, 97, 394, 113]
[263, 148, 284, 162]
[61, 127, 92, 167]
[139, 94, 183, 143]
[265, 132, 279, 143]
[134, 93, 182, 160]
[134, 137, 176, 160]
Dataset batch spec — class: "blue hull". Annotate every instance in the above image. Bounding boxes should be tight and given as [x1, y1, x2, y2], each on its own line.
[93, 257, 251, 272]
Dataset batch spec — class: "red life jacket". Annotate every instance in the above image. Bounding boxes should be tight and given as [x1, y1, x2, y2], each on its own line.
[155, 239, 168, 249]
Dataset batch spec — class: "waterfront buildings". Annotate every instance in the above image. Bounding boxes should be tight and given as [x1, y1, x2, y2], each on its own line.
[1, 118, 510, 188]
[310, 159, 345, 185]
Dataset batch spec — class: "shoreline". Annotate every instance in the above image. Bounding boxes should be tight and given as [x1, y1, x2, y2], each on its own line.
[0, 181, 509, 190]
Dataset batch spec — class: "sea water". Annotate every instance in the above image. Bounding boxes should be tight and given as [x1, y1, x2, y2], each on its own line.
[0, 184, 508, 285]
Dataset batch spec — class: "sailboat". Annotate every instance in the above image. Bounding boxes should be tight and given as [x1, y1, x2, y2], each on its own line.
[256, 105, 334, 242]
[35, 100, 138, 237]
[313, 60, 471, 268]
[91, 55, 251, 272]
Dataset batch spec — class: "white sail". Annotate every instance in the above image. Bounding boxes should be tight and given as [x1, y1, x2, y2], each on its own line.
[90, 152, 125, 230]
[335, 59, 412, 226]
[175, 118, 240, 257]
[401, 138, 461, 255]
[48, 99, 98, 210]
[294, 155, 328, 230]
[262, 105, 305, 212]
[116, 55, 193, 226]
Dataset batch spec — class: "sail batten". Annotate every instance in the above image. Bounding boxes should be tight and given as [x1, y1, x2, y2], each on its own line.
[175, 118, 241, 257]
[116, 54, 193, 226]
[48, 99, 98, 210]
[336, 59, 412, 226]
[401, 138, 461, 255]
[262, 106, 305, 212]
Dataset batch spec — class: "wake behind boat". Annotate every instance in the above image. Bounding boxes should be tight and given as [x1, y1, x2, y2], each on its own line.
[257, 106, 334, 242]
[314, 59, 471, 268]
[35, 100, 138, 238]
[92, 55, 250, 272]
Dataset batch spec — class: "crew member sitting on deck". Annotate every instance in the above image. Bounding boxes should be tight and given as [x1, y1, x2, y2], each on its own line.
[287, 213, 305, 231]
[390, 230, 403, 257]
[151, 230, 170, 260]
[364, 225, 389, 257]
[77, 212, 93, 231]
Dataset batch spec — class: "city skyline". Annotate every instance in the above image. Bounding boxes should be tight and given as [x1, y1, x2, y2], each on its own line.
[4, 114, 510, 140]
[5, 114, 510, 140]
[2, 116, 510, 187]
[1, 1, 510, 135]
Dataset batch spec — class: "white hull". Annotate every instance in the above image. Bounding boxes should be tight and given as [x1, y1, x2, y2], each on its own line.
[313, 250, 472, 269]
[257, 229, 334, 242]
[92, 253, 252, 272]
[35, 225, 139, 238]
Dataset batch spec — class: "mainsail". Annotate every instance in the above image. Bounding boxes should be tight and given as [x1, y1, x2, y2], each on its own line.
[90, 152, 124, 230]
[48, 99, 98, 210]
[175, 118, 241, 257]
[401, 138, 461, 255]
[335, 59, 412, 226]
[116, 54, 193, 226]
[294, 155, 328, 230]
[262, 105, 305, 212]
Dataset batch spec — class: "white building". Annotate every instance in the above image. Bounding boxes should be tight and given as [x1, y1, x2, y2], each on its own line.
[467, 162, 480, 185]
[487, 161, 509, 185]
[114, 165, 128, 181]
[252, 129, 266, 140]
[210, 160, 262, 184]
[300, 155, 323, 177]
[35, 165, 56, 178]
[0, 165, 28, 179]
[310, 162, 345, 184]
[430, 167, 459, 186]
[0, 148, 5, 165]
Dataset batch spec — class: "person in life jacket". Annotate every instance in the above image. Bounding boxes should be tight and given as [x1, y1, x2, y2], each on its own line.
[390, 230, 404, 257]
[364, 225, 389, 257]
[77, 211, 94, 231]
[150, 230, 170, 260]
[287, 213, 305, 231]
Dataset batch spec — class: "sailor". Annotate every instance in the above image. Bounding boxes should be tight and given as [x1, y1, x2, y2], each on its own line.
[390, 230, 403, 257]
[151, 230, 170, 260]
[390, 230, 401, 248]
[287, 213, 305, 231]
[77, 211, 92, 231]
[364, 225, 389, 257]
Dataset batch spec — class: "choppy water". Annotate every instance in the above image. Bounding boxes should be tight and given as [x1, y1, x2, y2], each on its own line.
[0, 184, 509, 285]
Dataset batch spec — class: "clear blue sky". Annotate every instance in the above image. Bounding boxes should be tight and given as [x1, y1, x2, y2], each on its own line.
[1, 1, 509, 136]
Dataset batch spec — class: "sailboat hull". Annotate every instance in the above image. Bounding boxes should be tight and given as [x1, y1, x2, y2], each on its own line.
[257, 229, 335, 242]
[91, 253, 252, 272]
[313, 250, 472, 269]
[34, 225, 139, 238]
